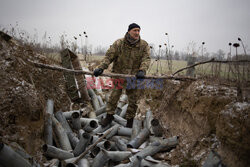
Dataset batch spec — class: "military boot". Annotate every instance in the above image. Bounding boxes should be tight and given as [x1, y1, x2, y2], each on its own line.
[100, 114, 114, 127]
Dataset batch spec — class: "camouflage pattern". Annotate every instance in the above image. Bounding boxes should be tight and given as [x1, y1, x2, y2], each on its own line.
[98, 34, 150, 119]
[98, 34, 151, 74]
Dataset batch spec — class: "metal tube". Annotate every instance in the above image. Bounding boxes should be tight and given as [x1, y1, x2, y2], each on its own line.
[111, 136, 128, 151]
[131, 119, 142, 140]
[117, 94, 128, 109]
[88, 89, 100, 110]
[77, 158, 90, 167]
[80, 118, 98, 126]
[52, 116, 72, 151]
[90, 146, 100, 158]
[42, 144, 74, 160]
[103, 124, 120, 139]
[83, 120, 98, 132]
[119, 104, 128, 118]
[92, 124, 111, 134]
[95, 104, 106, 116]
[55, 111, 73, 134]
[63, 110, 82, 120]
[145, 109, 153, 134]
[71, 112, 82, 130]
[96, 112, 106, 121]
[97, 95, 104, 106]
[96, 140, 111, 150]
[44, 99, 54, 145]
[92, 149, 109, 167]
[73, 133, 91, 156]
[103, 150, 132, 162]
[114, 114, 127, 126]
[127, 128, 150, 149]
[140, 158, 170, 167]
[67, 132, 79, 149]
[117, 126, 132, 136]
[131, 136, 179, 161]
[151, 119, 163, 137]
[0, 143, 32, 167]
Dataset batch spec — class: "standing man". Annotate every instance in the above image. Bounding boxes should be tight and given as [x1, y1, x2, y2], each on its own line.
[93, 23, 150, 128]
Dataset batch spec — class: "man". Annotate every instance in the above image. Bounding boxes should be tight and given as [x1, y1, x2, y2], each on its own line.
[93, 23, 150, 128]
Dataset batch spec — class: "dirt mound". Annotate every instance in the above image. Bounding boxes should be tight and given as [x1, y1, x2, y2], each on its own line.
[148, 80, 250, 167]
[0, 32, 71, 162]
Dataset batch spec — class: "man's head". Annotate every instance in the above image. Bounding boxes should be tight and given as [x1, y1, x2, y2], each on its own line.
[128, 23, 140, 40]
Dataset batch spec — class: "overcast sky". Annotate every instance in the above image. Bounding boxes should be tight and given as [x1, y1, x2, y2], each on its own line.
[1, 0, 250, 54]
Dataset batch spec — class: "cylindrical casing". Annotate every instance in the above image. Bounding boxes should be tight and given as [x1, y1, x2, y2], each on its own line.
[96, 112, 106, 121]
[117, 94, 128, 109]
[44, 99, 54, 145]
[80, 118, 98, 126]
[131, 119, 142, 140]
[0, 143, 32, 167]
[131, 136, 179, 161]
[92, 124, 111, 134]
[103, 124, 120, 139]
[52, 116, 72, 151]
[113, 114, 127, 126]
[97, 95, 104, 106]
[103, 150, 132, 162]
[78, 158, 90, 167]
[112, 136, 128, 151]
[67, 132, 79, 149]
[151, 119, 163, 137]
[145, 109, 153, 134]
[140, 158, 170, 167]
[119, 104, 128, 118]
[88, 89, 100, 110]
[42, 144, 74, 160]
[96, 140, 111, 150]
[63, 110, 82, 120]
[127, 128, 150, 149]
[55, 111, 73, 134]
[95, 105, 106, 116]
[83, 120, 98, 132]
[71, 112, 82, 130]
[91, 149, 109, 167]
[117, 126, 132, 136]
[90, 146, 100, 158]
[73, 133, 91, 156]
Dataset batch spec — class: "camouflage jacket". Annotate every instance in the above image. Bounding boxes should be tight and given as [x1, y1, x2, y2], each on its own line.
[98, 34, 151, 75]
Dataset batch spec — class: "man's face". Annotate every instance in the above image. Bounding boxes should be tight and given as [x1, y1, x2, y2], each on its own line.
[128, 28, 140, 40]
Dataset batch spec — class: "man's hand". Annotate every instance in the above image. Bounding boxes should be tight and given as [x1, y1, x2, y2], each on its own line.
[93, 68, 104, 77]
[136, 70, 145, 79]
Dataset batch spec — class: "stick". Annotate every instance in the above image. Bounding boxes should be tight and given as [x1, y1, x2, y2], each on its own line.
[73, 127, 113, 164]
[172, 59, 250, 76]
[28, 60, 196, 81]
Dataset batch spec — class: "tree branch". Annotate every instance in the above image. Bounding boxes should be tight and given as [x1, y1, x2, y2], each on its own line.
[29, 60, 196, 81]
[172, 59, 250, 76]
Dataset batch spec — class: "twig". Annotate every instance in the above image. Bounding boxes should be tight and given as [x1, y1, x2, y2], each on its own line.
[28, 60, 196, 81]
[172, 58, 250, 76]
[73, 127, 113, 164]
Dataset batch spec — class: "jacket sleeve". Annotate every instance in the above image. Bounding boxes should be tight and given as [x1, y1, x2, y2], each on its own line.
[98, 40, 119, 70]
[139, 43, 151, 73]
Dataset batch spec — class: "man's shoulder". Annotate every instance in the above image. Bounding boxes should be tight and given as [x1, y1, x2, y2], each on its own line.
[140, 39, 149, 47]
[113, 38, 124, 46]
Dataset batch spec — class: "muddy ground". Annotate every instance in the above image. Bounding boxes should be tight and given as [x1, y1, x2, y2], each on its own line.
[0, 32, 249, 166]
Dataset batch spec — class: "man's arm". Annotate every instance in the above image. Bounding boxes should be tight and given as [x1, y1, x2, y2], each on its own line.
[139, 42, 151, 73]
[98, 40, 120, 70]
